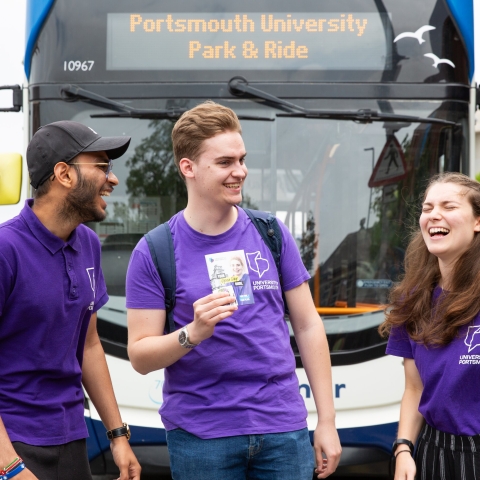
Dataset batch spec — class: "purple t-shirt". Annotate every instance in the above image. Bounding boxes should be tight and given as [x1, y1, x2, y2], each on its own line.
[387, 286, 480, 436]
[126, 208, 310, 439]
[0, 200, 108, 446]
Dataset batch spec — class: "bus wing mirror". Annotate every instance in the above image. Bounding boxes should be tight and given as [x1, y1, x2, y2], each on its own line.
[0, 153, 22, 205]
[0, 85, 23, 112]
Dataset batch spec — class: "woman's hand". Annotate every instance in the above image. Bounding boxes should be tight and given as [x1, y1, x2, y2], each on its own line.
[394, 449, 416, 480]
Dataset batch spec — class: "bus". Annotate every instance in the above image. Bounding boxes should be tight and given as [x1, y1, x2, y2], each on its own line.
[0, 0, 475, 476]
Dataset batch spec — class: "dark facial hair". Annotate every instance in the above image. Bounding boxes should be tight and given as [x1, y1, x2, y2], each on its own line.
[59, 166, 107, 223]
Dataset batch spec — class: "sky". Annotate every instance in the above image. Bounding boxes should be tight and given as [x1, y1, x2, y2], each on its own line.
[0, 1, 479, 155]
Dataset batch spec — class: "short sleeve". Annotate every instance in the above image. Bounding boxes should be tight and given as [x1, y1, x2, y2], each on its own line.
[126, 237, 166, 309]
[386, 324, 414, 359]
[276, 219, 310, 292]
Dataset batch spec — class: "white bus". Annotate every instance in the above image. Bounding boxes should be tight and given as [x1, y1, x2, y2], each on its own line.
[0, 0, 476, 476]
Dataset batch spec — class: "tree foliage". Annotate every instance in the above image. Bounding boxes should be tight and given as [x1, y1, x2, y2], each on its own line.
[125, 120, 187, 213]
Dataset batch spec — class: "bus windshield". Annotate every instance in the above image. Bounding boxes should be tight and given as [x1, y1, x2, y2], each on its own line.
[38, 97, 466, 317]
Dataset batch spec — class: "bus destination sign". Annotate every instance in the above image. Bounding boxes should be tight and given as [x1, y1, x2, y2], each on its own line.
[106, 12, 391, 71]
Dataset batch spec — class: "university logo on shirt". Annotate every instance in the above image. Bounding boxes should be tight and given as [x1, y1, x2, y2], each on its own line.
[246, 251, 269, 278]
[86, 267, 95, 310]
[246, 251, 280, 292]
[465, 325, 480, 353]
[86, 267, 96, 292]
[459, 325, 480, 365]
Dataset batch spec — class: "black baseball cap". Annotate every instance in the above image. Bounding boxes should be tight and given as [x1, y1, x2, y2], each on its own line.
[27, 121, 131, 188]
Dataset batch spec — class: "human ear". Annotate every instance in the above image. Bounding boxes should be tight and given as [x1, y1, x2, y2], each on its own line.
[179, 158, 195, 178]
[474, 217, 480, 232]
[52, 162, 74, 188]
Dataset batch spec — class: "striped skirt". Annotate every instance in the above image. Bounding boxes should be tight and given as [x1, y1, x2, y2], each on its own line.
[415, 423, 480, 480]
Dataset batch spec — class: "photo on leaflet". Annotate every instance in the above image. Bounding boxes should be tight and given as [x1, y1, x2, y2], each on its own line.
[205, 250, 254, 306]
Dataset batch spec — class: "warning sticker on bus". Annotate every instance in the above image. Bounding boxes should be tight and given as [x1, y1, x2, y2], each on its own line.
[368, 135, 407, 188]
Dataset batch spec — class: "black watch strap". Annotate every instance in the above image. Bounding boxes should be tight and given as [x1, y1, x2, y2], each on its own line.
[392, 438, 414, 455]
[106, 423, 131, 441]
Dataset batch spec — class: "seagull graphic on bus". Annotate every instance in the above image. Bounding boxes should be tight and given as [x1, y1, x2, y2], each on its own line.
[423, 53, 455, 69]
[393, 25, 435, 44]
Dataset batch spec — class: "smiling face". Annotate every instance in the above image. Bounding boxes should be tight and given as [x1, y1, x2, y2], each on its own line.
[187, 130, 247, 207]
[63, 151, 118, 223]
[230, 257, 244, 276]
[420, 182, 480, 266]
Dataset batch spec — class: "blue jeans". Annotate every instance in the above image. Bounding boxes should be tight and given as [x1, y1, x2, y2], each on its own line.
[166, 427, 314, 480]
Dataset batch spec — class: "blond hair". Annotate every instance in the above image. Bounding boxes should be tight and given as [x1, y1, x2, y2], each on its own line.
[171, 101, 242, 179]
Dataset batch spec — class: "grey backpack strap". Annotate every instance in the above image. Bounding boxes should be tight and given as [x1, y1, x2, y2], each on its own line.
[144, 222, 177, 334]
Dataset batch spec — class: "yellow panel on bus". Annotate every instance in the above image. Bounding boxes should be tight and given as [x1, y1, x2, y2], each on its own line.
[0, 153, 22, 205]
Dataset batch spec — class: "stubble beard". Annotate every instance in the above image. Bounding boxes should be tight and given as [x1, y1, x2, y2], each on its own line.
[59, 169, 106, 224]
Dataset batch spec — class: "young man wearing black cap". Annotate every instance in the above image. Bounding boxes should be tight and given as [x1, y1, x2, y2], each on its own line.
[0, 121, 141, 480]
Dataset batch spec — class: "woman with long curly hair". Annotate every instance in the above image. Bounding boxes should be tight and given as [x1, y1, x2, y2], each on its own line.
[379, 172, 480, 480]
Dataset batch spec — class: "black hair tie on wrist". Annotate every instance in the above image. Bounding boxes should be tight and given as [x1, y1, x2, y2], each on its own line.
[395, 449, 412, 459]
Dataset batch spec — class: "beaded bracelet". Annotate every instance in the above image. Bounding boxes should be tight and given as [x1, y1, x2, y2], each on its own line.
[0, 462, 25, 480]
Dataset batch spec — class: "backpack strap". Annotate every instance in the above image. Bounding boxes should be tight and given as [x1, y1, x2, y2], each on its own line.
[144, 222, 177, 334]
[242, 208, 289, 314]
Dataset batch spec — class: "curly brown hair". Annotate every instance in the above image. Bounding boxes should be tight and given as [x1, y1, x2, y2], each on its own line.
[379, 172, 480, 346]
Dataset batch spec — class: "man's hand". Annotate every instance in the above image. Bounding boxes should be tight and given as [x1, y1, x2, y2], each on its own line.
[313, 420, 342, 478]
[110, 437, 141, 480]
[187, 291, 237, 344]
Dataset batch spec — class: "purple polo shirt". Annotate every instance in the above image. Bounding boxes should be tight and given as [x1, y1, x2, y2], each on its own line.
[0, 200, 108, 446]
[126, 208, 310, 439]
[387, 287, 480, 436]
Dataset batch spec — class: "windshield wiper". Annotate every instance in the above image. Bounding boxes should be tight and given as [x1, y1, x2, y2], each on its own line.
[228, 76, 458, 127]
[61, 84, 274, 121]
[229, 76, 305, 113]
[61, 84, 187, 119]
[277, 109, 458, 126]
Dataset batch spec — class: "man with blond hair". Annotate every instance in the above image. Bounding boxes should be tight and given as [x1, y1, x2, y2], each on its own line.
[126, 101, 341, 479]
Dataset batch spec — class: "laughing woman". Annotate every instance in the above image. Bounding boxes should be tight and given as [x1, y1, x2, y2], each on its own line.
[379, 172, 480, 480]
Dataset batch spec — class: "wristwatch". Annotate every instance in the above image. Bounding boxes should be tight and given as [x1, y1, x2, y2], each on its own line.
[106, 423, 131, 441]
[178, 326, 199, 349]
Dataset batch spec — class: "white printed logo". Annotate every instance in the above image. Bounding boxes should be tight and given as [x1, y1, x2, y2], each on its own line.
[246, 251, 269, 278]
[465, 326, 480, 353]
[86, 267, 95, 292]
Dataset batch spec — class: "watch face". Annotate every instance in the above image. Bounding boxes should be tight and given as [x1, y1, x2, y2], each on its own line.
[179, 330, 187, 345]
